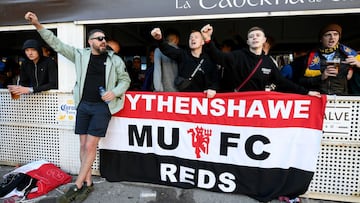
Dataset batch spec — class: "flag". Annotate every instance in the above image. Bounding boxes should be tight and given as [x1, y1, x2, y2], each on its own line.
[99, 91, 327, 202]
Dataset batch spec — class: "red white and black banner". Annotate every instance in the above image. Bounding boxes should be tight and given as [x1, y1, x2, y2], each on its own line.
[99, 91, 327, 202]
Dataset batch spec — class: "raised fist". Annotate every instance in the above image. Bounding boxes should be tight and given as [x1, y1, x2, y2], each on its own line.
[151, 28, 162, 40]
[200, 24, 213, 41]
[24, 12, 39, 25]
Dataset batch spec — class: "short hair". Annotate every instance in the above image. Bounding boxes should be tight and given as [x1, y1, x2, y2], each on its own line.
[87, 29, 106, 40]
[164, 28, 180, 39]
[190, 30, 201, 34]
[247, 26, 265, 36]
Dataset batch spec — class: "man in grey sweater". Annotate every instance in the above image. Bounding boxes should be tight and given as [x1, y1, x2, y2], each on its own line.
[153, 29, 180, 92]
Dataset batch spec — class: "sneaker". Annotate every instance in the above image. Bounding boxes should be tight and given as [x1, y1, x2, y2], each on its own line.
[289, 197, 301, 203]
[58, 184, 82, 203]
[74, 182, 94, 202]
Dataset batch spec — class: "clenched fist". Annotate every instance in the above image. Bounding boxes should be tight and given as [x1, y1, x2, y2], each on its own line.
[24, 11, 43, 30]
[151, 28, 162, 40]
[200, 24, 213, 41]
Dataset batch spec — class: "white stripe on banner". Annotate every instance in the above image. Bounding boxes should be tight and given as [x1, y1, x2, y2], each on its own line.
[100, 117, 322, 172]
[100, 91, 326, 177]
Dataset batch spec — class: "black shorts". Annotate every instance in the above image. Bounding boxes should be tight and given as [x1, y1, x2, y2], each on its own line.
[75, 101, 111, 137]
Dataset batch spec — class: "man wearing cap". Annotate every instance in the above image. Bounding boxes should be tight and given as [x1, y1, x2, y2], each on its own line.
[284, 23, 359, 95]
[24, 11, 130, 203]
[8, 39, 58, 96]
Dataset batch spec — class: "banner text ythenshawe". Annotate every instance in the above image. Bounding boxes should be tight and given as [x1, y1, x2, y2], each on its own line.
[126, 94, 311, 119]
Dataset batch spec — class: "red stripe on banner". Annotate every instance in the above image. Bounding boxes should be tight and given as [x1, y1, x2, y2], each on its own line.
[113, 91, 327, 130]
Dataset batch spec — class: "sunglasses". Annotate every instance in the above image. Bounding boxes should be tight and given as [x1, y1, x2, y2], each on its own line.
[90, 36, 107, 41]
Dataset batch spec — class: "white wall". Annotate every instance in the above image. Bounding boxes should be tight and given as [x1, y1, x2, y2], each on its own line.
[56, 23, 84, 92]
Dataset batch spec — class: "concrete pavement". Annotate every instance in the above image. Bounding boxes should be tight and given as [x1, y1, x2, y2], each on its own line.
[0, 165, 340, 203]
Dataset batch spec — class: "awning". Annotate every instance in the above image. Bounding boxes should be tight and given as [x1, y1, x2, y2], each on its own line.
[1, 0, 359, 26]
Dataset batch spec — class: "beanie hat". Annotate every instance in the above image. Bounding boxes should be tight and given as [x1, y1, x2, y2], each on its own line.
[22, 39, 43, 57]
[22, 39, 40, 50]
[319, 23, 342, 38]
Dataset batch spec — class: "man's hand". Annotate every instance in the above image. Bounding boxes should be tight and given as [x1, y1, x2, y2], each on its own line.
[307, 91, 321, 98]
[101, 90, 116, 103]
[200, 24, 213, 42]
[347, 68, 354, 80]
[24, 11, 43, 30]
[8, 85, 32, 95]
[204, 89, 216, 98]
[151, 28, 162, 40]
[344, 55, 360, 68]
[321, 66, 338, 80]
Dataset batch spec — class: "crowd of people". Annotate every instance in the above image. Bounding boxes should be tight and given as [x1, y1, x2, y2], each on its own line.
[0, 56, 20, 88]
[150, 22, 360, 98]
[0, 10, 357, 203]
[2, 22, 359, 98]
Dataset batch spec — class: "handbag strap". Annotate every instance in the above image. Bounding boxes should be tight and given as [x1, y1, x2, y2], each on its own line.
[189, 59, 204, 80]
[235, 58, 263, 92]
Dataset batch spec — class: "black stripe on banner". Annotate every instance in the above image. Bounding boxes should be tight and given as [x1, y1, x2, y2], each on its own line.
[100, 149, 314, 202]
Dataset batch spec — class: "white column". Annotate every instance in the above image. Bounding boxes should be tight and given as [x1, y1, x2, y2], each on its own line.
[56, 23, 84, 92]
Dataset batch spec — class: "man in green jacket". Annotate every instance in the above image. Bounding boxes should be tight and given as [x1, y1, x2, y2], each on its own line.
[25, 11, 130, 203]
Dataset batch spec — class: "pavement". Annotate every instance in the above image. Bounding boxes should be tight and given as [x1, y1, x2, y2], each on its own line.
[0, 165, 341, 203]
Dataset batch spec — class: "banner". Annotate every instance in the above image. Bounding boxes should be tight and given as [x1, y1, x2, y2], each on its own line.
[99, 91, 327, 202]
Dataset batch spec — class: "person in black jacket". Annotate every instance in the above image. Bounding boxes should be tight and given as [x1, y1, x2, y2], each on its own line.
[151, 28, 218, 98]
[200, 24, 320, 97]
[8, 39, 58, 96]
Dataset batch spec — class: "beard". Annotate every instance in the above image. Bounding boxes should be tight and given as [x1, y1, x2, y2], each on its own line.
[93, 43, 107, 54]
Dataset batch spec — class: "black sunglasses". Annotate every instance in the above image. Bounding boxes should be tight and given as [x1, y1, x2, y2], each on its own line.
[90, 36, 107, 41]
